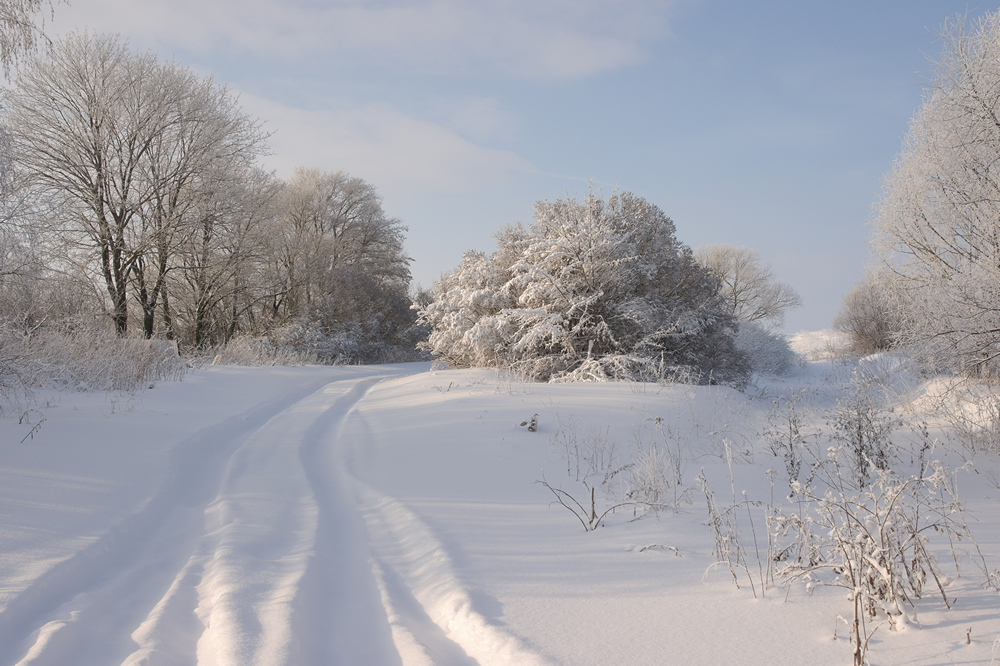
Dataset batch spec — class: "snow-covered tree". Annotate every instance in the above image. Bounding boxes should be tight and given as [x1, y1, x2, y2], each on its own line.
[265, 168, 416, 362]
[872, 10, 1000, 375]
[833, 272, 903, 355]
[0, 0, 58, 73]
[6, 32, 268, 338]
[694, 244, 801, 328]
[419, 191, 748, 386]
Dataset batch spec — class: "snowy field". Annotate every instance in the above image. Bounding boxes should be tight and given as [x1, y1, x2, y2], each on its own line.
[1, 343, 1000, 665]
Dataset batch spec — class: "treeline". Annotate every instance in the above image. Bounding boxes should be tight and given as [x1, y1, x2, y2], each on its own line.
[0, 29, 805, 396]
[0, 32, 423, 368]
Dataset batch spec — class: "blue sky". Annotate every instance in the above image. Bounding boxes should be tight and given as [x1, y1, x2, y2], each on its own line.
[40, 0, 993, 332]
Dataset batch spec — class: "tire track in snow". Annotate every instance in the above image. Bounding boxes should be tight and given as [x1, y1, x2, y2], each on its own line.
[4, 365, 550, 665]
[285, 377, 403, 665]
[0, 373, 344, 666]
[0, 370, 396, 665]
[191, 374, 418, 665]
[338, 409, 553, 666]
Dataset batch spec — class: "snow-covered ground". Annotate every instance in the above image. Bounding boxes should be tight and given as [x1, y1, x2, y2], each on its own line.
[1, 350, 999, 665]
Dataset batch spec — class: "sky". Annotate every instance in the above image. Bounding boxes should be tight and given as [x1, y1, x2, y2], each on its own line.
[33, 0, 996, 332]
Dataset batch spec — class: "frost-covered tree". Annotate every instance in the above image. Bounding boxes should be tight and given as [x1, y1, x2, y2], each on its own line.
[419, 191, 748, 386]
[0, 0, 58, 73]
[167, 168, 280, 347]
[833, 272, 903, 355]
[6, 32, 268, 338]
[265, 168, 416, 362]
[872, 10, 1000, 375]
[694, 244, 801, 328]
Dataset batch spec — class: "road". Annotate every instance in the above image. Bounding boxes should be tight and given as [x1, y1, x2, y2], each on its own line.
[1, 368, 546, 666]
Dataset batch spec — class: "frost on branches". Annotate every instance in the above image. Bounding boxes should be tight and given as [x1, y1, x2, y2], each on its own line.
[872, 10, 1000, 375]
[418, 191, 748, 386]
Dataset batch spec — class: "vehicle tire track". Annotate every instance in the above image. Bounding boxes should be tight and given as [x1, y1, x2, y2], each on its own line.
[4, 364, 548, 666]
[336, 408, 553, 666]
[0, 371, 374, 665]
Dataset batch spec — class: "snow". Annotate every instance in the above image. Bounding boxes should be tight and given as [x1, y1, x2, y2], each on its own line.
[1, 355, 999, 665]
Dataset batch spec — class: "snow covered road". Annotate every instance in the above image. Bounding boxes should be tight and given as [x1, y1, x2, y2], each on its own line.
[0, 366, 547, 665]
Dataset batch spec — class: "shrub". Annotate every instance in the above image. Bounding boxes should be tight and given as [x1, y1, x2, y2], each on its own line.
[419, 190, 748, 387]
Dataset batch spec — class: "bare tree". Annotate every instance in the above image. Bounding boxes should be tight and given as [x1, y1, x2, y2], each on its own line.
[694, 244, 801, 328]
[133, 71, 268, 339]
[273, 168, 409, 311]
[171, 168, 280, 347]
[833, 272, 902, 354]
[263, 168, 414, 361]
[0, 0, 59, 73]
[6, 32, 268, 338]
[872, 10, 1000, 374]
[6, 33, 162, 334]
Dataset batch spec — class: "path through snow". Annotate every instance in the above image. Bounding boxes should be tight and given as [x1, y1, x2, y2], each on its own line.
[1, 366, 547, 666]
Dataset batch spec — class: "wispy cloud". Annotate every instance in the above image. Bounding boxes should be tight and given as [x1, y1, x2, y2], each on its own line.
[49, 0, 673, 80]
[239, 93, 534, 193]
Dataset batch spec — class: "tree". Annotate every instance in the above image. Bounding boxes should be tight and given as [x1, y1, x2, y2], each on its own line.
[871, 10, 1000, 374]
[419, 190, 748, 386]
[168, 167, 279, 347]
[694, 244, 802, 328]
[833, 272, 902, 355]
[6, 32, 268, 338]
[0, 0, 58, 73]
[265, 168, 415, 362]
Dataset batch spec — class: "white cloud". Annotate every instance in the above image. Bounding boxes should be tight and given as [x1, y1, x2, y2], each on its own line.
[434, 96, 518, 143]
[238, 93, 534, 194]
[47, 0, 672, 80]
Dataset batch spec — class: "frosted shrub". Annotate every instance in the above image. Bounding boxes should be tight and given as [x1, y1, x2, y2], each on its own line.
[827, 370, 901, 487]
[548, 354, 700, 385]
[419, 190, 749, 387]
[550, 415, 620, 483]
[538, 419, 634, 531]
[735, 322, 797, 376]
[0, 319, 29, 411]
[211, 334, 319, 366]
[29, 328, 187, 392]
[0, 320, 188, 413]
[541, 414, 693, 530]
[930, 380, 1000, 454]
[763, 392, 812, 492]
[697, 470, 767, 598]
[625, 445, 673, 513]
[773, 460, 979, 666]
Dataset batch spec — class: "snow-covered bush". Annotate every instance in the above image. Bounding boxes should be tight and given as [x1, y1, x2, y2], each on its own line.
[210, 333, 320, 367]
[735, 322, 797, 376]
[419, 190, 748, 387]
[0, 319, 187, 413]
[773, 462, 978, 666]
